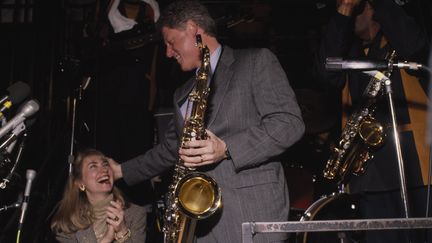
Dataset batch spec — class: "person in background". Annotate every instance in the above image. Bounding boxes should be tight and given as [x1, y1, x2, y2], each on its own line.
[109, 0, 305, 242]
[51, 149, 147, 243]
[314, 0, 430, 242]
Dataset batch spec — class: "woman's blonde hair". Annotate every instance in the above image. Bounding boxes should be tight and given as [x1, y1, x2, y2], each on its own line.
[50, 149, 127, 234]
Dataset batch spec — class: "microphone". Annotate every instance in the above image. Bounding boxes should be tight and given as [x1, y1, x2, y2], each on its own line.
[18, 169, 36, 231]
[0, 82, 31, 118]
[0, 99, 39, 139]
[325, 57, 424, 71]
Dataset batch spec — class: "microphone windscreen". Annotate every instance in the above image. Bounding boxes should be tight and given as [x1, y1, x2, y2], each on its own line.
[26, 169, 36, 181]
[6, 81, 31, 105]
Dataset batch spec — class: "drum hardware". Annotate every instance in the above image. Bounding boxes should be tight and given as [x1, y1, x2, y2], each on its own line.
[297, 192, 363, 243]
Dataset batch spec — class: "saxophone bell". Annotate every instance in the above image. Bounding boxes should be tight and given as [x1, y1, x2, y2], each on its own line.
[175, 172, 222, 219]
[358, 116, 385, 147]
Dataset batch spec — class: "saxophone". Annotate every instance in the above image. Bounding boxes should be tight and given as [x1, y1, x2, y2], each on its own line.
[162, 35, 222, 243]
[323, 51, 396, 185]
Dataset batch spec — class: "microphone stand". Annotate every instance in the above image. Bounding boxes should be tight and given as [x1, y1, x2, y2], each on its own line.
[67, 75, 92, 174]
[364, 70, 410, 218]
[67, 95, 77, 175]
[67, 77, 91, 174]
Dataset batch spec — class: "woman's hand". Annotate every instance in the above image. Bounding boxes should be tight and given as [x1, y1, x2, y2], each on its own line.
[106, 200, 128, 235]
[99, 224, 115, 243]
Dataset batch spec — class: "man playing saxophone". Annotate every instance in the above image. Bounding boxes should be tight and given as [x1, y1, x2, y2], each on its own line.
[109, 1, 305, 242]
[314, 0, 430, 242]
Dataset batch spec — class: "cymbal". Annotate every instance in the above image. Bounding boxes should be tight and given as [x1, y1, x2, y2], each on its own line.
[294, 89, 337, 134]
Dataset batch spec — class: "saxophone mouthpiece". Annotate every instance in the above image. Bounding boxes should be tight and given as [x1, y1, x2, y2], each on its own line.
[195, 34, 203, 48]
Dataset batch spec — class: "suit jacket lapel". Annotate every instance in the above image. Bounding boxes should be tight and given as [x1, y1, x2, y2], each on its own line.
[173, 46, 235, 130]
[206, 46, 235, 128]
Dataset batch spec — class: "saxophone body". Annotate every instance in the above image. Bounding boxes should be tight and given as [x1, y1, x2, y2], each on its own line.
[323, 51, 396, 185]
[163, 35, 222, 243]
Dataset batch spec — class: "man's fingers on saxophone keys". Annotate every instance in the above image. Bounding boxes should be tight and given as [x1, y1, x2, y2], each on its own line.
[179, 141, 208, 157]
[180, 152, 204, 165]
[184, 154, 213, 167]
[182, 140, 206, 149]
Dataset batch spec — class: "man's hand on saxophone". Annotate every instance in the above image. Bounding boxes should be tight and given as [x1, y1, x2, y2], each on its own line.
[179, 129, 229, 167]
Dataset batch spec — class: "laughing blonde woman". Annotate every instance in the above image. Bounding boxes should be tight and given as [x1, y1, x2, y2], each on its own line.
[51, 149, 147, 243]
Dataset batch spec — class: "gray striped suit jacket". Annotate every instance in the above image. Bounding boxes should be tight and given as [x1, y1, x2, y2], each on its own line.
[122, 46, 305, 243]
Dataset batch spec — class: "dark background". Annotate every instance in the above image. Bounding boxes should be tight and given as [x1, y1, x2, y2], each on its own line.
[0, 0, 430, 242]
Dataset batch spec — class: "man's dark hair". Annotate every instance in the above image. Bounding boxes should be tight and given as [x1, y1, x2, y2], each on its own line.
[156, 0, 217, 37]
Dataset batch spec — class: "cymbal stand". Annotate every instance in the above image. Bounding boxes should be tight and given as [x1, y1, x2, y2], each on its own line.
[364, 70, 409, 218]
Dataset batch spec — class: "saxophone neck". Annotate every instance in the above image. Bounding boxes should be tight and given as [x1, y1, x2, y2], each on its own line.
[195, 34, 211, 79]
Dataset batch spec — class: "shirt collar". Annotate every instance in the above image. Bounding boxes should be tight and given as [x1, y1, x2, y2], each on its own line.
[210, 45, 222, 74]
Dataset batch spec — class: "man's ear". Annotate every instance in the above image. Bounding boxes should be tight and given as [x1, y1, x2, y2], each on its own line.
[186, 20, 199, 35]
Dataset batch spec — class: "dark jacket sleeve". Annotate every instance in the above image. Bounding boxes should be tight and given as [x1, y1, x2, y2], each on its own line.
[121, 116, 179, 185]
[313, 0, 429, 88]
[313, 12, 355, 89]
[372, 0, 429, 60]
